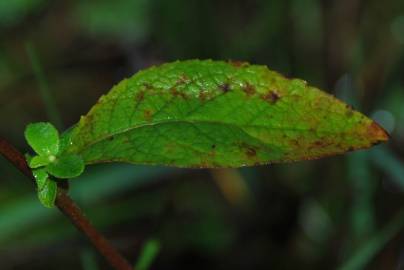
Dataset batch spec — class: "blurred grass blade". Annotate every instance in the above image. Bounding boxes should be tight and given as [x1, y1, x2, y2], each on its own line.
[0, 0, 48, 27]
[0, 164, 175, 243]
[210, 169, 251, 206]
[370, 146, 404, 189]
[80, 248, 100, 270]
[25, 42, 63, 129]
[134, 238, 160, 270]
[347, 152, 375, 242]
[338, 208, 404, 270]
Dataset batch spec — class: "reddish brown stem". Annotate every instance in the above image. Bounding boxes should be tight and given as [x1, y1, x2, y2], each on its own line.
[0, 137, 133, 270]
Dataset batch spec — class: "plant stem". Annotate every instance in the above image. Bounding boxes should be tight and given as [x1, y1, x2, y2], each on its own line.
[56, 190, 132, 270]
[0, 136, 133, 270]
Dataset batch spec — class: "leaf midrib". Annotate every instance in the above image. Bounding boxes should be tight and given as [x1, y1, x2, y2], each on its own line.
[73, 118, 338, 154]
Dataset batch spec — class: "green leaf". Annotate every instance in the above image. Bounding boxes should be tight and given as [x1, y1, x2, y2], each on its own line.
[33, 168, 57, 208]
[46, 154, 85, 179]
[38, 178, 57, 208]
[65, 60, 389, 168]
[25, 122, 59, 156]
[29, 155, 50, 168]
[25, 153, 33, 165]
[33, 168, 48, 190]
[59, 125, 75, 153]
[135, 238, 161, 270]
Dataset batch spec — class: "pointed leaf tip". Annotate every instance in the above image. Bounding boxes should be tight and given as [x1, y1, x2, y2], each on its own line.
[368, 121, 390, 144]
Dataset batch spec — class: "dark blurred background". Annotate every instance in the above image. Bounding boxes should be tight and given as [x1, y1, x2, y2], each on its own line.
[1, 0, 404, 269]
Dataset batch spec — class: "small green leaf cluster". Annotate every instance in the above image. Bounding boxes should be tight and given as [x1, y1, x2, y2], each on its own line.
[25, 122, 84, 208]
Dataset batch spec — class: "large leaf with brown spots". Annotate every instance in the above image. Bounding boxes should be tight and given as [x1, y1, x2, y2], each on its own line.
[63, 60, 388, 168]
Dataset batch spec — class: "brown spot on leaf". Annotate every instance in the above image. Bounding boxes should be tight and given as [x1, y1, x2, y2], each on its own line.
[311, 140, 332, 148]
[345, 104, 354, 117]
[246, 147, 257, 157]
[82, 114, 94, 124]
[219, 83, 231, 93]
[240, 143, 257, 158]
[143, 109, 153, 121]
[143, 82, 153, 89]
[199, 91, 208, 101]
[261, 90, 280, 104]
[135, 91, 145, 102]
[289, 139, 300, 147]
[228, 60, 249, 68]
[170, 87, 188, 99]
[176, 74, 190, 85]
[314, 140, 323, 146]
[243, 82, 256, 96]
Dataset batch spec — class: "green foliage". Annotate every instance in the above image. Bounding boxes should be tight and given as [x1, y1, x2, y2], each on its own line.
[73, 0, 151, 42]
[24, 60, 388, 207]
[2, 0, 402, 268]
[338, 209, 404, 270]
[32, 168, 48, 190]
[135, 238, 161, 270]
[37, 174, 57, 208]
[32, 168, 56, 208]
[0, 0, 47, 28]
[25, 122, 84, 208]
[65, 60, 388, 168]
[46, 154, 85, 179]
[25, 122, 59, 156]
